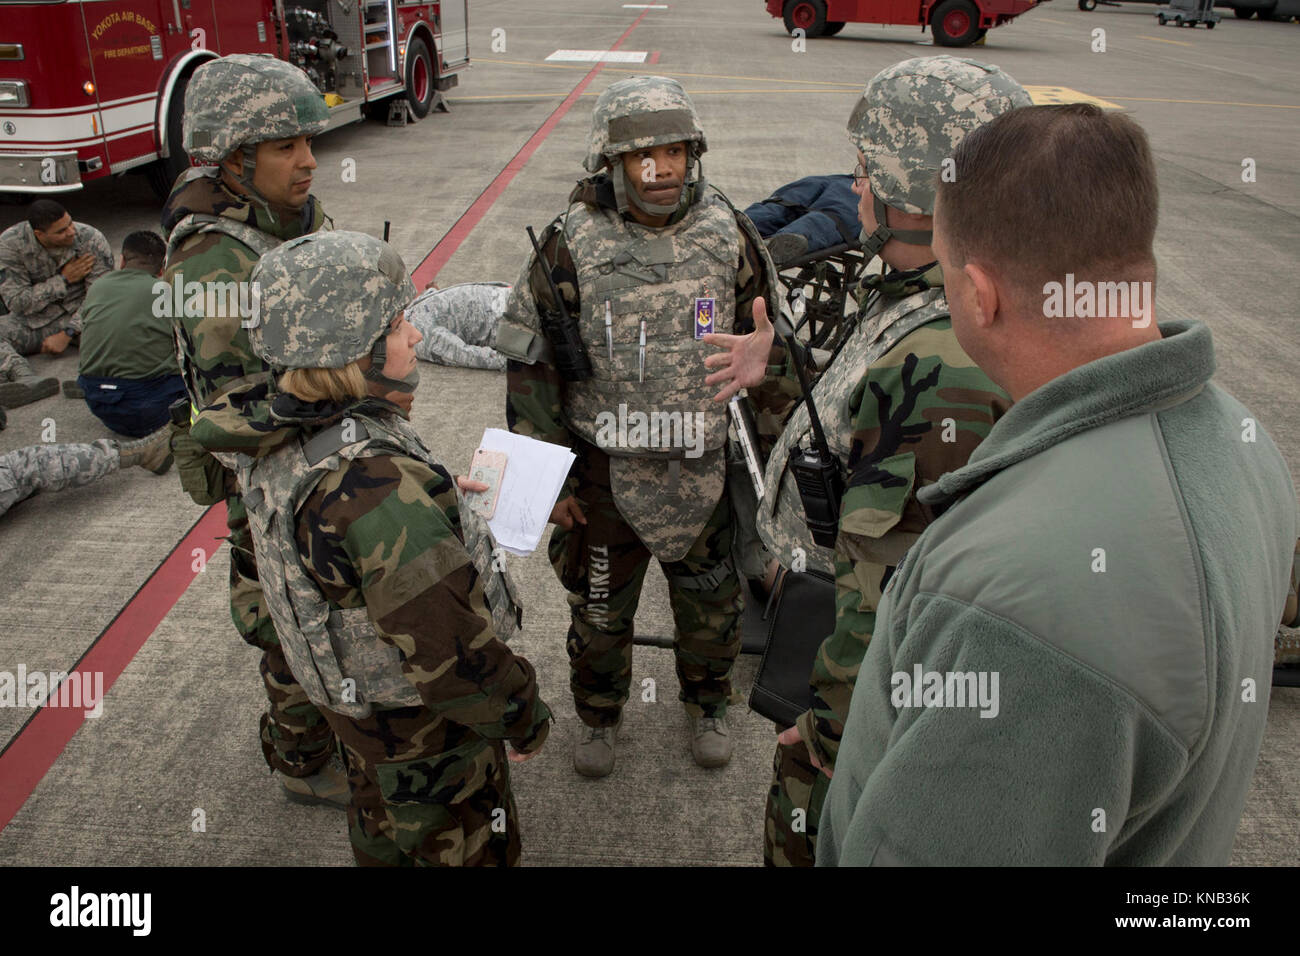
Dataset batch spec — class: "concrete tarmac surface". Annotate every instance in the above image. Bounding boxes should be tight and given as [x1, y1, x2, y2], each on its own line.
[0, 0, 1297, 866]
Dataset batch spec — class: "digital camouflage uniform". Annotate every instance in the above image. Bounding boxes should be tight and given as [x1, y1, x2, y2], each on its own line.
[195, 231, 551, 865]
[0, 220, 113, 382]
[494, 77, 784, 730]
[161, 54, 335, 778]
[0, 428, 172, 517]
[757, 57, 1031, 866]
[408, 282, 510, 370]
[0, 440, 118, 516]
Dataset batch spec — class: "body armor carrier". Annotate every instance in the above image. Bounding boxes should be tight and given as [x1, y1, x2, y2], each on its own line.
[562, 191, 740, 562]
[165, 192, 282, 425]
[757, 285, 950, 575]
[239, 409, 522, 719]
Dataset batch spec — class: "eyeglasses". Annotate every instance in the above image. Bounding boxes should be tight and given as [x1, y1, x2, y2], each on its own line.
[852, 162, 869, 183]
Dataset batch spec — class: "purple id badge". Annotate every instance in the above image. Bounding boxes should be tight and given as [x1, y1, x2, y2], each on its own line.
[694, 297, 716, 339]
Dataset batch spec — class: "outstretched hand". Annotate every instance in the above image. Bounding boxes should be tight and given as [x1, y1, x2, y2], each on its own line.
[702, 295, 775, 403]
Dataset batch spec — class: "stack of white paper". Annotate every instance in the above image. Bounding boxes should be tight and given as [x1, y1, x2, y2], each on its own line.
[475, 427, 576, 556]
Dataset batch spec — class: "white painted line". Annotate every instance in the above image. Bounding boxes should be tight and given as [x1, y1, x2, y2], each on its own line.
[545, 49, 649, 63]
[623, 4, 669, 8]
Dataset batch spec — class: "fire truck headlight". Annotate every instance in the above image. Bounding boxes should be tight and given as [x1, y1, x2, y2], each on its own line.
[82, 81, 96, 97]
[0, 81, 29, 108]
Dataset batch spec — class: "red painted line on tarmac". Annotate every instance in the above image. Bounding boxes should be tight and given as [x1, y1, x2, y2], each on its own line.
[411, 10, 651, 289]
[0, 503, 229, 833]
[648, 50, 661, 64]
[0, 10, 653, 835]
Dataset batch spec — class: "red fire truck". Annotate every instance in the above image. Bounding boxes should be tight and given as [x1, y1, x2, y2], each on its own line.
[768, 0, 1044, 45]
[0, 0, 469, 198]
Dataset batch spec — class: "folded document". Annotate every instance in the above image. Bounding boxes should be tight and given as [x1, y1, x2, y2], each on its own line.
[476, 428, 576, 556]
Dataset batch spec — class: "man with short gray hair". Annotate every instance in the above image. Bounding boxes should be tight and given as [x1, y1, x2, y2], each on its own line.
[818, 103, 1298, 866]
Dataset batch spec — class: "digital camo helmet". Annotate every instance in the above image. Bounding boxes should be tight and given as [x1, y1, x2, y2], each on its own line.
[184, 54, 329, 162]
[183, 54, 328, 211]
[847, 56, 1031, 256]
[250, 231, 420, 393]
[585, 75, 708, 216]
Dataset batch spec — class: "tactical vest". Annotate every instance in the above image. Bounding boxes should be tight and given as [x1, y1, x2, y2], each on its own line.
[239, 410, 523, 720]
[757, 286, 950, 576]
[562, 192, 740, 562]
[165, 211, 281, 261]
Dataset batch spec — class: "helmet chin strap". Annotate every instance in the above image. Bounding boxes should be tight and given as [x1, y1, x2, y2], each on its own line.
[231, 144, 276, 215]
[230, 143, 301, 229]
[859, 191, 933, 259]
[362, 337, 419, 394]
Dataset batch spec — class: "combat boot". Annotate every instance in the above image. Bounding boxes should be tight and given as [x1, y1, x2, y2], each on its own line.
[690, 714, 732, 768]
[0, 373, 59, 408]
[766, 233, 809, 267]
[574, 714, 622, 778]
[117, 427, 173, 475]
[280, 759, 350, 809]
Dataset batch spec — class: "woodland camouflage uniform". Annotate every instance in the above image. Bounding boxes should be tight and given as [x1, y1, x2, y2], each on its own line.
[160, 54, 335, 779]
[758, 57, 1032, 866]
[195, 231, 551, 865]
[494, 77, 788, 738]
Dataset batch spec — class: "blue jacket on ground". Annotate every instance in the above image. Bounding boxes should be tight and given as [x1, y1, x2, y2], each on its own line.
[743, 175, 860, 254]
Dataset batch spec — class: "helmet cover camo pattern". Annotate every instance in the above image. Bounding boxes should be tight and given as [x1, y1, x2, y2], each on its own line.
[250, 231, 416, 370]
[183, 54, 330, 162]
[584, 75, 708, 172]
[847, 56, 1031, 216]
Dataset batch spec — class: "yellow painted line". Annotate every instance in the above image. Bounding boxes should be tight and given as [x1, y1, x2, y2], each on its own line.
[1103, 95, 1300, 110]
[476, 56, 860, 88]
[1137, 33, 1194, 47]
[1024, 85, 1124, 110]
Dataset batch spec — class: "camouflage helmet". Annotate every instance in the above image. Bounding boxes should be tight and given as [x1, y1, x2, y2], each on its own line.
[584, 75, 707, 173]
[250, 231, 415, 371]
[183, 54, 330, 162]
[848, 56, 1031, 216]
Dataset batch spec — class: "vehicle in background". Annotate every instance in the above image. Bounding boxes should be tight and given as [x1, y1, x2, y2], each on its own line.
[1155, 0, 1221, 25]
[1221, 0, 1300, 17]
[767, 0, 1046, 46]
[0, 0, 470, 199]
[1078, 0, 1299, 15]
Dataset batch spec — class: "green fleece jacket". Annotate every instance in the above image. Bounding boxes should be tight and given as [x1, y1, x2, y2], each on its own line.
[818, 320, 1297, 866]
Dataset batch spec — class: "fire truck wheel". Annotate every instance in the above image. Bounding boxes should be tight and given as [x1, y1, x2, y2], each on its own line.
[823, 20, 847, 35]
[405, 36, 436, 119]
[147, 69, 196, 201]
[782, 0, 828, 37]
[1078, 0, 1097, 9]
[931, 0, 982, 45]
